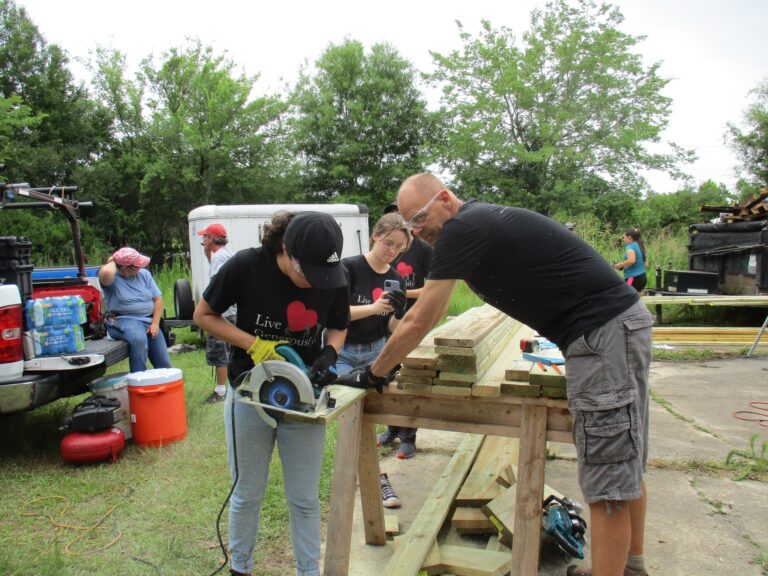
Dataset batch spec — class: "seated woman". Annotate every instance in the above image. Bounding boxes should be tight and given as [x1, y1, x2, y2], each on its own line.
[99, 247, 172, 373]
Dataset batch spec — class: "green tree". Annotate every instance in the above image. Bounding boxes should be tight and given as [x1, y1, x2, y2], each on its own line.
[0, 0, 110, 185]
[84, 42, 290, 256]
[428, 0, 693, 220]
[290, 39, 439, 209]
[727, 78, 768, 197]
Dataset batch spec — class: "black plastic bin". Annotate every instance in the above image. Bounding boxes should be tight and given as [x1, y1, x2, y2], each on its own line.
[0, 261, 33, 302]
[0, 236, 32, 266]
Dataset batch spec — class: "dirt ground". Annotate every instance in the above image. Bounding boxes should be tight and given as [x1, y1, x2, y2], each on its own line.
[324, 355, 768, 576]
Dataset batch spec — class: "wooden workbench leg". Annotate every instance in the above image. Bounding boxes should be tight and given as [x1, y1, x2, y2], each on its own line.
[359, 416, 387, 545]
[510, 404, 548, 576]
[323, 398, 364, 576]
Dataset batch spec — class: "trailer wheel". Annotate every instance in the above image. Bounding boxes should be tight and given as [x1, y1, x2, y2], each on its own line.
[174, 279, 194, 320]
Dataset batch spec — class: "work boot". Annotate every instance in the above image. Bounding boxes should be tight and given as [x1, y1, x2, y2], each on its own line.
[397, 440, 416, 459]
[380, 473, 401, 508]
[377, 428, 397, 447]
[566, 565, 650, 576]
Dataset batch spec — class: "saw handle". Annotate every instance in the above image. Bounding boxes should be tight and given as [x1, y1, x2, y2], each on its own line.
[275, 344, 307, 372]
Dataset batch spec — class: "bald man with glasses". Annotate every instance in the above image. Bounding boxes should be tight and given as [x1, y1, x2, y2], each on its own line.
[337, 172, 654, 576]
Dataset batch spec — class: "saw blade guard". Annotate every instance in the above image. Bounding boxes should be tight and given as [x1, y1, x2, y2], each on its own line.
[238, 359, 316, 428]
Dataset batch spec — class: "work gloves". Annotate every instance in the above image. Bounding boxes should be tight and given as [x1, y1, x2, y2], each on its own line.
[247, 336, 287, 365]
[335, 363, 388, 393]
[308, 345, 338, 387]
[386, 289, 407, 320]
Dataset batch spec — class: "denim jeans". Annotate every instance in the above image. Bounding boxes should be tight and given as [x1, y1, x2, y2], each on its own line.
[106, 317, 171, 373]
[336, 336, 386, 375]
[224, 386, 326, 576]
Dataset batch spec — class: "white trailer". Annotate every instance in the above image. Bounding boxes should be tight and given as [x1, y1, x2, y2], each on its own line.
[172, 204, 370, 322]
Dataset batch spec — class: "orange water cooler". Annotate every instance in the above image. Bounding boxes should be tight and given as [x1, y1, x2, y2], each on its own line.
[127, 368, 187, 447]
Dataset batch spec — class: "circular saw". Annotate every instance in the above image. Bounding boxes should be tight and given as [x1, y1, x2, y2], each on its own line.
[237, 345, 334, 428]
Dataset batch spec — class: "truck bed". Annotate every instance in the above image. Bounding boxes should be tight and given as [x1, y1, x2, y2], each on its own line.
[0, 338, 129, 414]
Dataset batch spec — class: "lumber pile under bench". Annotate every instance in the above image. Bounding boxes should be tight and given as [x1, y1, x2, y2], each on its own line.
[384, 433, 574, 576]
[396, 304, 570, 400]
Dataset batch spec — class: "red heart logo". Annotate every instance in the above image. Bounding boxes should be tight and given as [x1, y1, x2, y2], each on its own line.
[397, 262, 413, 277]
[286, 301, 318, 332]
[372, 288, 383, 302]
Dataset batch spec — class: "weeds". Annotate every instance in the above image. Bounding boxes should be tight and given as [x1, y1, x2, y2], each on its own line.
[649, 388, 719, 438]
[726, 433, 768, 481]
[743, 534, 768, 575]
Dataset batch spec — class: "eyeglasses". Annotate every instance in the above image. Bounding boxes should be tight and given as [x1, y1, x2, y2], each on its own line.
[403, 190, 442, 230]
[117, 264, 138, 271]
[380, 239, 407, 253]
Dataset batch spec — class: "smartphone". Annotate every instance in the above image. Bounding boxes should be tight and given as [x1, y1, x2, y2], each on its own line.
[384, 279, 400, 292]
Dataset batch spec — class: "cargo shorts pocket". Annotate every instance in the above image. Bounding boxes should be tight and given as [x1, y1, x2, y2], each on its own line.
[576, 404, 638, 465]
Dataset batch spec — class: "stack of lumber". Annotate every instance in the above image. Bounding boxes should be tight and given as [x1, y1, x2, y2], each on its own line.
[384, 433, 572, 576]
[699, 188, 768, 222]
[501, 358, 568, 399]
[652, 326, 767, 346]
[397, 304, 571, 399]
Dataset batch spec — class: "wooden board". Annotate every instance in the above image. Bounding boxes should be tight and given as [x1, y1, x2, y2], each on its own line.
[432, 304, 508, 347]
[505, 360, 533, 382]
[528, 362, 566, 388]
[456, 435, 520, 506]
[382, 434, 485, 576]
[500, 381, 542, 397]
[451, 507, 497, 534]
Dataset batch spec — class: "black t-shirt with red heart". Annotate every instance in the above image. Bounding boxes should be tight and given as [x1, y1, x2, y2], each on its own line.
[342, 254, 404, 344]
[393, 237, 433, 310]
[202, 247, 350, 384]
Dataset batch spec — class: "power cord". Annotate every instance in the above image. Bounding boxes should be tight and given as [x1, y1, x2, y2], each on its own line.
[208, 369, 250, 576]
[733, 401, 768, 427]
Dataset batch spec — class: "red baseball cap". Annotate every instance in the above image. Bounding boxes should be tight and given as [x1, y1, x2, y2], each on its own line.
[197, 223, 227, 237]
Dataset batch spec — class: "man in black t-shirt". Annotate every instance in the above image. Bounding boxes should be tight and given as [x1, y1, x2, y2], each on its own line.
[340, 174, 654, 576]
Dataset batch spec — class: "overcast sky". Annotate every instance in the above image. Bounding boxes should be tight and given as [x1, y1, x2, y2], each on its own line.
[18, 0, 768, 194]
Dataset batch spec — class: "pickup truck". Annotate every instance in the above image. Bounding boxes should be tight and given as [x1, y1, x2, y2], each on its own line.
[0, 183, 132, 415]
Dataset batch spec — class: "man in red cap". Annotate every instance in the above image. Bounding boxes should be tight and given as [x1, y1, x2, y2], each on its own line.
[197, 223, 236, 403]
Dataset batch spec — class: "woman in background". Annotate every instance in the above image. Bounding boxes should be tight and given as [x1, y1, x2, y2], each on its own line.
[614, 228, 647, 292]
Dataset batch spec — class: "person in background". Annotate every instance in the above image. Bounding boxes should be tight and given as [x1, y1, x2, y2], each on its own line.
[99, 247, 172, 373]
[197, 223, 236, 403]
[614, 228, 647, 293]
[338, 173, 653, 576]
[337, 212, 410, 508]
[376, 201, 433, 459]
[193, 211, 348, 576]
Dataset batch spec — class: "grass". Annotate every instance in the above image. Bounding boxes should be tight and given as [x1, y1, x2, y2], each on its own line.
[0, 350, 315, 575]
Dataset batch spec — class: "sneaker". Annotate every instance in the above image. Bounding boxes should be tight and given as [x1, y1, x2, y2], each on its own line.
[204, 391, 226, 404]
[377, 429, 397, 447]
[230, 570, 251, 576]
[566, 566, 649, 576]
[397, 441, 416, 459]
[380, 473, 401, 508]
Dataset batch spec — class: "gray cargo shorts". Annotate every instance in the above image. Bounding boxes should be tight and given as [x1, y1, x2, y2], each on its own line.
[564, 300, 653, 504]
[205, 314, 235, 367]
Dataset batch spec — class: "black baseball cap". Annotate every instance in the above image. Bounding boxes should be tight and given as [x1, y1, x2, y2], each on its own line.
[284, 212, 347, 289]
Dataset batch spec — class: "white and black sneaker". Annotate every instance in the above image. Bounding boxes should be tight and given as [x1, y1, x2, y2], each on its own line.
[380, 473, 401, 508]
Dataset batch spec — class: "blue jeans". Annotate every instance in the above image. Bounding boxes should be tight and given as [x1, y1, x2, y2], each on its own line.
[106, 317, 171, 374]
[336, 337, 386, 376]
[224, 387, 326, 576]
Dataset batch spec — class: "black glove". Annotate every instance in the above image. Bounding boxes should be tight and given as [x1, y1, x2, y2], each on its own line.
[308, 345, 338, 387]
[335, 363, 387, 393]
[386, 289, 407, 320]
